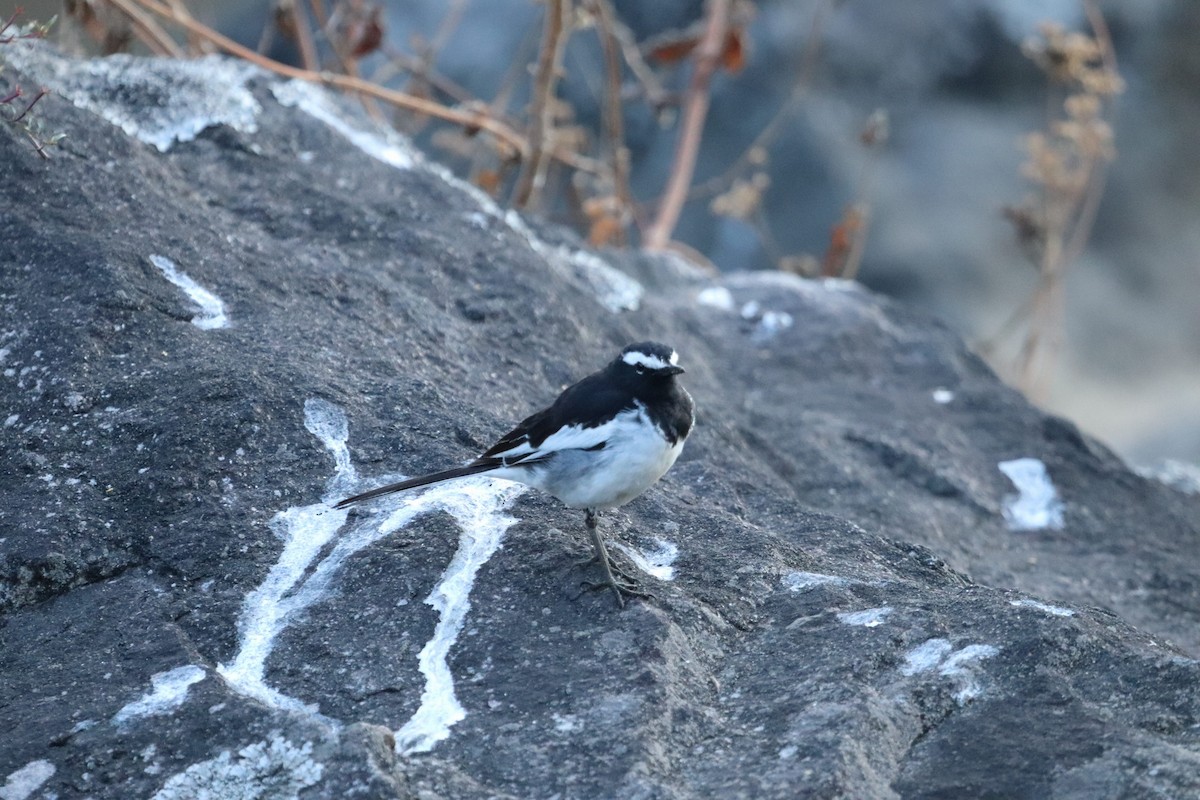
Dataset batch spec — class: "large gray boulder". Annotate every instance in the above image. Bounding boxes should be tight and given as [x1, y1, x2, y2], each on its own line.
[2, 44, 1198, 799]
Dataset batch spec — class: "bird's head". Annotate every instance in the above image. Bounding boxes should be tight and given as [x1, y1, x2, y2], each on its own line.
[612, 341, 685, 390]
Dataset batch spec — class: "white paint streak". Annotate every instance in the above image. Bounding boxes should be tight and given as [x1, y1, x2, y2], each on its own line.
[149, 255, 229, 329]
[1009, 598, 1074, 617]
[999, 457, 1065, 530]
[0, 760, 55, 800]
[613, 537, 678, 581]
[112, 665, 206, 727]
[837, 606, 892, 627]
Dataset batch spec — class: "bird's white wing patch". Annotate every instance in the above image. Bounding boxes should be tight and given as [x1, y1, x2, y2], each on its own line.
[490, 414, 630, 463]
[530, 420, 614, 455]
[621, 349, 678, 370]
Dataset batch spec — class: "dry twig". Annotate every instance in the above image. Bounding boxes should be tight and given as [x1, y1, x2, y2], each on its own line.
[585, 0, 633, 243]
[988, 0, 1123, 392]
[512, 0, 572, 208]
[644, 0, 731, 251]
[111, 0, 605, 176]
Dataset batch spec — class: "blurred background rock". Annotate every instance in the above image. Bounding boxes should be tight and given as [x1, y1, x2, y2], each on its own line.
[24, 0, 1200, 468]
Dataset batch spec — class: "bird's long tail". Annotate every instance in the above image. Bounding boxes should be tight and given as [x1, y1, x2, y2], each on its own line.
[333, 463, 498, 509]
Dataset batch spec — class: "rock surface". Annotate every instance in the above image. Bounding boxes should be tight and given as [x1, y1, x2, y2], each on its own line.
[2, 44, 1199, 800]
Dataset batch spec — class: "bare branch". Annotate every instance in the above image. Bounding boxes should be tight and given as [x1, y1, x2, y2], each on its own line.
[589, 0, 632, 233]
[643, 0, 730, 251]
[512, 0, 572, 208]
[107, 0, 185, 56]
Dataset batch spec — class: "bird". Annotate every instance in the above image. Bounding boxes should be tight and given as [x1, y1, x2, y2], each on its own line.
[335, 341, 695, 607]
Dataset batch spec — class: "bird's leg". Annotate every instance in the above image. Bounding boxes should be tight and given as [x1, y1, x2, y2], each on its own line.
[576, 509, 652, 608]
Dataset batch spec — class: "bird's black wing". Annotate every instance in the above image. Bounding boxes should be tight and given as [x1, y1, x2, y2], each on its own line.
[474, 371, 635, 466]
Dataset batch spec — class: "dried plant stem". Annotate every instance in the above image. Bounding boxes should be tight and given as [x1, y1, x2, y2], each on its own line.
[369, 48, 474, 105]
[426, 0, 470, 61]
[1018, 225, 1066, 387]
[602, 5, 670, 111]
[512, 0, 571, 208]
[9, 88, 48, 123]
[1062, 0, 1117, 266]
[120, 0, 603, 175]
[308, 0, 329, 27]
[1014, 1, 1121, 393]
[839, 204, 871, 280]
[644, 0, 730, 251]
[689, 0, 830, 202]
[590, 0, 632, 226]
[290, 0, 321, 73]
[106, 0, 185, 56]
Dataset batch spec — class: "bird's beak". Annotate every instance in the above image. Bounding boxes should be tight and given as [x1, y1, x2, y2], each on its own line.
[664, 365, 685, 376]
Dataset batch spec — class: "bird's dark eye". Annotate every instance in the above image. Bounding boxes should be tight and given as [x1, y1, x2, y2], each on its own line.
[635, 365, 645, 375]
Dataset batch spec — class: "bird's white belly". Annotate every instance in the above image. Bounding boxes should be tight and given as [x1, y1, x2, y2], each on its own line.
[531, 415, 685, 510]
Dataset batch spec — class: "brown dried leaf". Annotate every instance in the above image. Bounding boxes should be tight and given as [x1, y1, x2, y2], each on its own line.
[821, 206, 863, 277]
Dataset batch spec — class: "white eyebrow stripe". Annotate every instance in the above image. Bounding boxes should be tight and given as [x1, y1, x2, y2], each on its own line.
[622, 350, 678, 370]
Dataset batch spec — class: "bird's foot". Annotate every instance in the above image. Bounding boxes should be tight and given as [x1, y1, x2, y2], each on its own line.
[571, 554, 600, 571]
[571, 555, 654, 607]
[573, 575, 654, 608]
[569, 554, 642, 587]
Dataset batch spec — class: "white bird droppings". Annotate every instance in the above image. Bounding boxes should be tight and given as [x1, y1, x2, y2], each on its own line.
[1009, 598, 1074, 617]
[149, 255, 229, 330]
[552, 713, 582, 733]
[112, 665, 206, 727]
[393, 477, 526, 754]
[901, 638, 999, 704]
[0, 760, 56, 800]
[938, 644, 1000, 703]
[6, 49, 261, 152]
[998, 457, 1065, 530]
[696, 286, 735, 312]
[218, 398, 525, 755]
[837, 606, 892, 627]
[782, 571, 850, 592]
[932, 388, 955, 404]
[271, 80, 415, 169]
[613, 538, 678, 581]
[216, 399, 354, 718]
[151, 736, 323, 800]
[502, 210, 644, 313]
[901, 638, 954, 676]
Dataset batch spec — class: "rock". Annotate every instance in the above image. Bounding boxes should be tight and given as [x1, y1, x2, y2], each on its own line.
[1, 43, 1198, 800]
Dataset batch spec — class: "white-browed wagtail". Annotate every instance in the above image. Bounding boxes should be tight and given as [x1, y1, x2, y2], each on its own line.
[335, 341, 695, 606]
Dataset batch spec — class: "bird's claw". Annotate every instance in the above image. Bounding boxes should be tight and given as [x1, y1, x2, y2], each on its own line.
[570, 555, 644, 589]
[572, 575, 654, 608]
